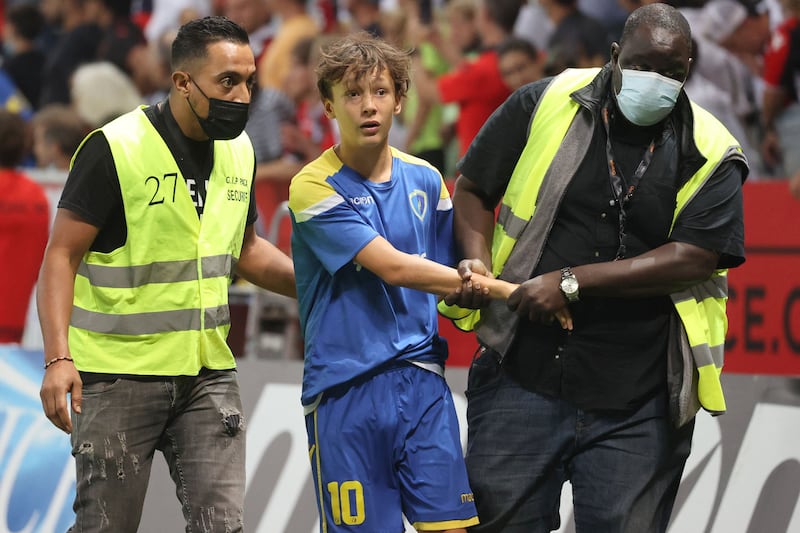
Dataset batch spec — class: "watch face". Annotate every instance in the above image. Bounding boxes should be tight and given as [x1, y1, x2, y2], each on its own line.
[561, 277, 578, 294]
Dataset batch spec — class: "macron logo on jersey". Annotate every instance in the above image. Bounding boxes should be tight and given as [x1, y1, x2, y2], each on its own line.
[350, 195, 375, 206]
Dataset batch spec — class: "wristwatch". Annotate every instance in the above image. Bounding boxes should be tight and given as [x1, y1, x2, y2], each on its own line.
[559, 267, 580, 303]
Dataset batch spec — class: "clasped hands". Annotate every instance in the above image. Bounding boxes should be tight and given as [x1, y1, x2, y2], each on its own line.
[443, 259, 573, 330]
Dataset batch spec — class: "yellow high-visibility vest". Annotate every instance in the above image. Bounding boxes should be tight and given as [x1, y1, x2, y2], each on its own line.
[69, 106, 254, 375]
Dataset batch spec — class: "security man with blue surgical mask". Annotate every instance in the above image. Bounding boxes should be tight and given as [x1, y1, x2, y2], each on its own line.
[439, 4, 748, 532]
[614, 62, 686, 127]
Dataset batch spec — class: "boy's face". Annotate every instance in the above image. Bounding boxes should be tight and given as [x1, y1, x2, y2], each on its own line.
[323, 67, 401, 151]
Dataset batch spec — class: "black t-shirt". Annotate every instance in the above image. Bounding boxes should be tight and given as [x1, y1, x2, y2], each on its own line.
[59, 101, 257, 381]
[459, 75, 746, 413]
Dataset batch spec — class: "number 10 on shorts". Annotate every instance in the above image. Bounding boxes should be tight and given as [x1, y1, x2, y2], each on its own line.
[327, 481, 366, 525]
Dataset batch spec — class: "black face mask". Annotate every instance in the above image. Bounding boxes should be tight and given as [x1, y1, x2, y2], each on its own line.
[187, 77, 250, 140]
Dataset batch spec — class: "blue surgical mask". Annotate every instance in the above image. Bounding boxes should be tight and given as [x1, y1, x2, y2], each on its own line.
[615, 64, 684, 126]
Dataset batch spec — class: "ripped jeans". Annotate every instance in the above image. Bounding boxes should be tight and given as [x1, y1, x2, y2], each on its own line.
[68, 370, 245, 533]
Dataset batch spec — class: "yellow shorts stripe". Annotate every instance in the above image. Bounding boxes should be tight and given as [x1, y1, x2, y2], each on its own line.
[412, 516, 481, 531]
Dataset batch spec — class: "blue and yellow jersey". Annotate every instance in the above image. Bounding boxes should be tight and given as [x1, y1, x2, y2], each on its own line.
[289, 147, 456, 406]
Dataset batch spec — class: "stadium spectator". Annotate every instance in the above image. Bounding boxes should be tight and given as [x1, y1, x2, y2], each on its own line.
[143, 0, 211, 45]
[761, 0, 800, 176]
[31, 104, 90, 171]
[70, 61, 144, 128]
[539, 0, 612, 75]
[3, 4, 46, 111]
[39, 0, 146, 107]
[253, 35, 337, 251]
[0, 109, 49, 344]
[687, 0, 770, 175]
[389, 5, 451, 174]
[223, 0, 276, 65]
[417, 0, 524, 158]
[0, 67, 33, 119]
[439, 0, 482, 65]
[497, 36, 544, 91]
[348, 0, 384, 37]
[256, 0, 319, 90]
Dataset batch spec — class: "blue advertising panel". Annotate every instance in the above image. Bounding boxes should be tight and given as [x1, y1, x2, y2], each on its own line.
[0, 346, 74, 532]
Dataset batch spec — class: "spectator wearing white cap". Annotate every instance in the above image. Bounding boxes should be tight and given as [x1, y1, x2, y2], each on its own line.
[680, 0, 771, 177]
[684, 37, 763, 177]
[143, 0, 211, 45]
[70, 61, 144, 128]
[701, 0, 770, 70]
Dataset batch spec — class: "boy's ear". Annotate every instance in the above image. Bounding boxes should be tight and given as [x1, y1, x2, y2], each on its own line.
[323, 98, 336, 119]
[393, 98, 402, 116]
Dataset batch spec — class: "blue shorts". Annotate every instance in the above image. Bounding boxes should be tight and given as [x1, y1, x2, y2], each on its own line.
[305, 363, 479, 533]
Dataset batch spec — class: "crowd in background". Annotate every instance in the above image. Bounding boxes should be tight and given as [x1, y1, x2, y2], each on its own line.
[2, 0, 800, 345]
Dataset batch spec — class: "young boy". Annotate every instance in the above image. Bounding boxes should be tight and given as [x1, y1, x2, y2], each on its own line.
[288, 32, 508, 533]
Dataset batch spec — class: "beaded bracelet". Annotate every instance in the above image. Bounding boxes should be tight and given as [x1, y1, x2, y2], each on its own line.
[44, 356, 74, 369]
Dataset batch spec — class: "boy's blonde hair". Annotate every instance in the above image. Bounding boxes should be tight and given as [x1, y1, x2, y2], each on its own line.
[316, 32, 411, 102]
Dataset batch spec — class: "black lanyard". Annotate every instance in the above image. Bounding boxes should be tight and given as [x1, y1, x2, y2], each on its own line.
[601, 106, 656, 260]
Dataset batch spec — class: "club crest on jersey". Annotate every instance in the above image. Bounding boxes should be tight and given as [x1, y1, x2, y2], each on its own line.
[409, 189, 428, 221]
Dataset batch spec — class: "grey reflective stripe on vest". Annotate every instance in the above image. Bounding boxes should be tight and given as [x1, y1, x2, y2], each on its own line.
[670, 276, 727, 370]
[708, 343, 724, 368]
[71, 304, 231, 334]
[77, 254, 234, 288]
[672, 338, 723, 369]
[477, 109, 596, 357]
[497, 204, 529, 240]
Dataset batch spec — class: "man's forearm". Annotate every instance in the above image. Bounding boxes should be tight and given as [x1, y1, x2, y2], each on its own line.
[452, 176, 495, 266]
[572, 241, 719, 299]
[37, 252, 79, 362]
[237, 237, 296, 298]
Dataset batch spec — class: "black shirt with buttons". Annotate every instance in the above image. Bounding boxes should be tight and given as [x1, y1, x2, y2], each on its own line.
[458, 75, 746, 413]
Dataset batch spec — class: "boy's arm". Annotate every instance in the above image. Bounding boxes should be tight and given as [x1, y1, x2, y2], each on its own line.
[354, 235, 512, 299]
[356, 237, 572, 329]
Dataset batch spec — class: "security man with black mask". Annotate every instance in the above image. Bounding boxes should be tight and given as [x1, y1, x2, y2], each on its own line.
[440, 4, 748, 532]
[37, 16, 295, 533]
